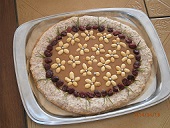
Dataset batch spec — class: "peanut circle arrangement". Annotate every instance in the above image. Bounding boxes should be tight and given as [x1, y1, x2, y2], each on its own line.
[30, 16, 152, 115]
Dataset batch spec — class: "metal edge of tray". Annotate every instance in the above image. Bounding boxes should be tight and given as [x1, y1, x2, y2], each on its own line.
[13, 8, 170, 125]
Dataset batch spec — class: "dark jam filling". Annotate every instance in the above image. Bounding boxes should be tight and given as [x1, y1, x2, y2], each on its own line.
[43, 25, 141, 98]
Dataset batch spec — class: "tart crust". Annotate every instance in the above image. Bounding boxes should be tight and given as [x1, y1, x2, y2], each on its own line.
[30, 16, 152, 115]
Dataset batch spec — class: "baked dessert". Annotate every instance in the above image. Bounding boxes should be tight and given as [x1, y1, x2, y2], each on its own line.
[30, 16, 152, 115]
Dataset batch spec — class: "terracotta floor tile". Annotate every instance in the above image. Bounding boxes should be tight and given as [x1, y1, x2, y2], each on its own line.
[151, 17, 170, 63]
[16, 0, 45, 24]
[16, 0, 147, 25]
[145, 0, 170, 17]
[125, 0, 147, 13]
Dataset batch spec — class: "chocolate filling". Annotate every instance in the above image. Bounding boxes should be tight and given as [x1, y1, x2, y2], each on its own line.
[43, 25, 140, 98]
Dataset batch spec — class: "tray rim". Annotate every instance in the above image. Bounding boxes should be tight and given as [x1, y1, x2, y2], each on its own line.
[13, 8, 170, 125]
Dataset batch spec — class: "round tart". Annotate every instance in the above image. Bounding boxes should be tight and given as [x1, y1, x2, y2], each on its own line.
[30, 16, 152, 115]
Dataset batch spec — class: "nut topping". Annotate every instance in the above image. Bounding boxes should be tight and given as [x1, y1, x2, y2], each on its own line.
[68, 55, 81, 68]
[103, 72, 118, 86]
[81, 30, 96, 41]
[51, 58, 65, 73]
[111, 37, 126, 50]
[65, 72, 80, 86]
[121, 50, 134, 64]
[85, 77, 101, 91]
[91, 44, 105, 55]
[67, 33, 80, 45]
[76, 43, 89, 55]
[46, 23, 138, 98]
[97, 57, 111, 72]
[105, 50, 119, 62]
[116, 64, 130, 77]
[97, 32, 112, 43]
[80, 63, 93, 76]
[86, 55, 97, 65]
[93, 71, 100, 77]
[55, 41, 69, 55]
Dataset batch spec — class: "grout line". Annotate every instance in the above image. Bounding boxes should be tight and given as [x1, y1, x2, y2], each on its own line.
[143, 0, 150, 17]
[162, 33, 170, 46]
[150, 16, 170, 19]
[21, 0, 45, 17]
[143, 0, 170, 19]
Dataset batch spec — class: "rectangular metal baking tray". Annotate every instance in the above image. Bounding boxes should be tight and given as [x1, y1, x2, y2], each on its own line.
[13, 8, 170, 125]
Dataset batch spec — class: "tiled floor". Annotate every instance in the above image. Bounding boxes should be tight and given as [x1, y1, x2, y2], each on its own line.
[151, 17, 170, 63]
[16, 0, 147, 25]
[145, 0, 170, 17]
[15, 0, 170, 127]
